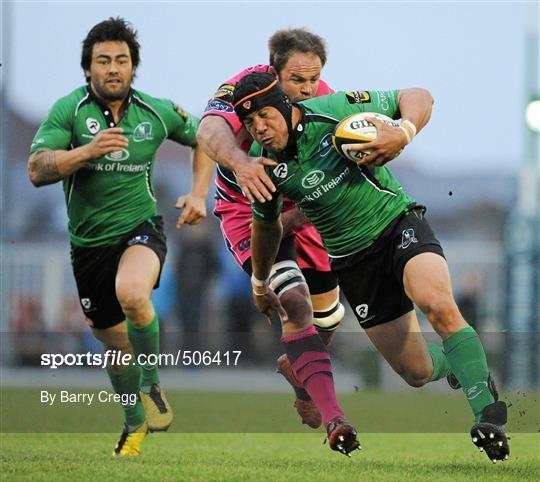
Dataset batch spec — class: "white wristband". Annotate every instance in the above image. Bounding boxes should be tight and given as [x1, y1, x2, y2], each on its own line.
[401, 120, 417, 138]
[252, 286, 270, 296]
[251, 274, 268, 287]
[399, 125, 412, 145]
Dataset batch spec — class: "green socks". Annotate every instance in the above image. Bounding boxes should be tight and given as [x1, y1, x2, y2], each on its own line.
[106, 363, 145, 428]
[127, 314, 161, 390]
[106, 314, 162, 428]
[443, 327, 495, 422]
[427, 342, 451, 381]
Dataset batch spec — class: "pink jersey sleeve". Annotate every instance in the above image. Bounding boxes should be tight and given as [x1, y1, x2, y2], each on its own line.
[202, 65, 272, 135]
[316, 79, 335, 96]
[224, 64, 272, 86]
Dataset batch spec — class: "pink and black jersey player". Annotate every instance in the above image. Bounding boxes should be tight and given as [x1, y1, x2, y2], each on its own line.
[205, 64, 335, 275]
[196, 29, 347, 432]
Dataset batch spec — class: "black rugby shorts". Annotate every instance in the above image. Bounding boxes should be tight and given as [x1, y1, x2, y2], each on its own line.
[71, 216, 167, 329]
[331, 208, 445, 328]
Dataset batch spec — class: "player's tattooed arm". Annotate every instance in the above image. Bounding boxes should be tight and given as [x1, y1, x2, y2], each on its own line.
[28, 145, 91, 187]
[28, 149, 62, 186]
[28, 128, 128, 187]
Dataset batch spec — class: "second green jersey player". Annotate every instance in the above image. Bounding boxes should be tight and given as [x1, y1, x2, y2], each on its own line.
[30, 85, 198, 247]
[233, 72, 509, 463]
[28, 17, 204, 457]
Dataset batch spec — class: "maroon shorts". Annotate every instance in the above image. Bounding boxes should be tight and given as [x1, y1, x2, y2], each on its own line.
[214, 199, 331, 272]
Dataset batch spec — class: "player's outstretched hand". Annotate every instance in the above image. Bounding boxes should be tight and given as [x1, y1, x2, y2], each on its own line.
[175, 193, 207, 227]
[350, 117, 407, 167]
[252, 287, 288, 325]
[235, 157, 278, 203]
[86, 128, 129, 159]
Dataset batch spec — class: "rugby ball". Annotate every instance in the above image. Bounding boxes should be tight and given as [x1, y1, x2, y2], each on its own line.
[332, 112, 398, 162]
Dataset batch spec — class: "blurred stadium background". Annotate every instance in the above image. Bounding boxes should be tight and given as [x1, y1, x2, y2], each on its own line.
[0, 1, 538, 434]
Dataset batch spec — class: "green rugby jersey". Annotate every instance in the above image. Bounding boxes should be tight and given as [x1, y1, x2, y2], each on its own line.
[30, 86, 199, 247]
[250, 90, 415, 258]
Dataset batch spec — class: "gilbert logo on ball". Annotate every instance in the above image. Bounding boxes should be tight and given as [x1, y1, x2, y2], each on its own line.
[332, 112, 397, 162]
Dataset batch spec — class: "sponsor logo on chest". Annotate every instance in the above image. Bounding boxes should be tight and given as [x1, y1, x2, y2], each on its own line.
[298, 166, 350, 204]
[105, 149, 130, 162]
[301, 170, 325, 189]
[132, 122, 153, 142]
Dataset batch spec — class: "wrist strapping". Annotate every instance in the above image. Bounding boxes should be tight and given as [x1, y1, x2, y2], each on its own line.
[399, 126, 412, 144]
[252, 287, 270, 296]
[251, 274, 268, 287]
[401, 120, 417, 137]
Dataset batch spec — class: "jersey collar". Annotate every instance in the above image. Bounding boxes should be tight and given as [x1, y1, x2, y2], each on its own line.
[276, 104, 306, 162]
[293, 103, 307, 138]
[87, 85, 134, 127]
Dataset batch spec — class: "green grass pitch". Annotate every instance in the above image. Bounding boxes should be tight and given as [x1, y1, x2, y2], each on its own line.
[1, 389, 539, 481]
[2, 433, 539, 482]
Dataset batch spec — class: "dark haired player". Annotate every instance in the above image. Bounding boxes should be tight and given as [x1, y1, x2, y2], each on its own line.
[232, 72, 509, 463]
[28, 17, 202, 456]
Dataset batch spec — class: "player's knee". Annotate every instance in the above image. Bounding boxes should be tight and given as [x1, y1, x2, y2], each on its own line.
[116, 281, 150, 315]
[392, 361, 431, 387]
[401, 369, 431, 388]
[313, 299, 345, 333]
[417, 296, 461, 331]
[404, 377, 429, 388]
[280, 288, 313, 326]
[269, 260, 313, 325]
